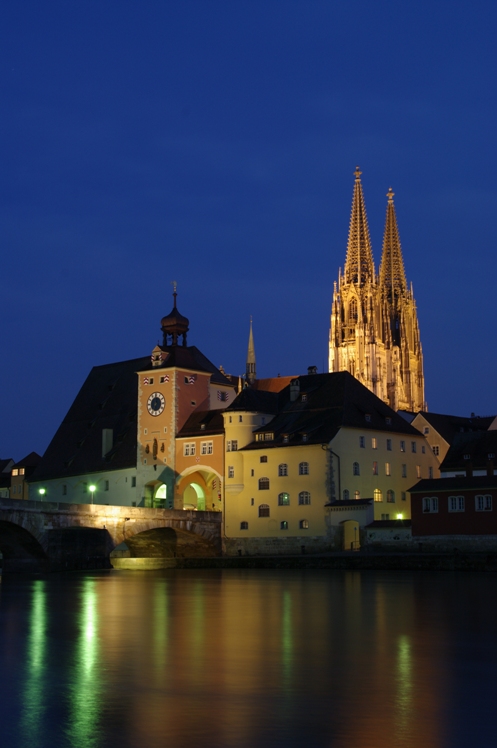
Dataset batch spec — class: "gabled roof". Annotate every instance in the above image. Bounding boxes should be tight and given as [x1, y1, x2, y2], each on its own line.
[251, 376, 295, 393]
[410, 475, 497, 493]
[240, 371, 420, 450]
[13, 452, 42, 469]
[177, 410, 225, 438]
[145, 345, 234, 386]
[415, 411, 495, 445]
[226, 388, 280, 415]
[439, 430, 497, 472]
[0, 458, 14, 474]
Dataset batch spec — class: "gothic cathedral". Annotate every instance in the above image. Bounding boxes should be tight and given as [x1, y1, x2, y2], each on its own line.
[329, 168, 425, 412]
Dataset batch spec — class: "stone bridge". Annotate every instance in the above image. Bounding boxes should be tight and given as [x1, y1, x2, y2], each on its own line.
[0, 498, 222, 573]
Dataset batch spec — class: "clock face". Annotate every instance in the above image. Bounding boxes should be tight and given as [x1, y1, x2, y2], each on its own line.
[147, 392, 165, 416]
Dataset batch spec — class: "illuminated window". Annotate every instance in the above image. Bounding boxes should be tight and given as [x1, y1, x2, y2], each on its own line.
[299, 462, 309, 475]
[228, 466, 234, 478]
[374, 489, 382, 502]
[240, 521, 248, 530]
[386, 490, 395, 503]
[386, 439, 392, 451]
[259, 477, 269, 490]
[298, 491, 311, 505]
[448, 495, 465, 512]
[433, 445, 440, 456]
[258, 504, 270, 517]
[385, 462, 391, 476]
[280, 521, 288, 530]
[402, 464, 407, 478]
[19, 468, 25, 476]
[12, 469, 18, 476]
[372, 437, 377, 449]
[184, 443, 196, 456]
[411, 442, 417, 453]
[201, 441, 213, 455]
[476, 495, 492, 511]
[423, 497, 438, 513]
[416, 465, 421, 478]
[359, 436, 365, 448]
[278, 492, 290, 506]
[278, 464, 288, 476]
[354, 490, 361, 500]
[343, 489, 350, 500]
[400, 441, 405, 452]
[372, 461, 378, 475]
[299, 519, 309, 529]
[353, 462, 360, 476]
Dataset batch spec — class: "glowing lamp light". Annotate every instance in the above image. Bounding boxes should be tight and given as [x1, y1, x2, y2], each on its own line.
[89, 484, 96, 504]
[396, 513, 403, 520]
[38, 488, 46, 497]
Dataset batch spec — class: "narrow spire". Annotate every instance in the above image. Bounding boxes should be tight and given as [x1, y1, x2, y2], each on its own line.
[343, 167, 375, 286]
[246, 316, 256, 384]
[379, 188, 407, 302]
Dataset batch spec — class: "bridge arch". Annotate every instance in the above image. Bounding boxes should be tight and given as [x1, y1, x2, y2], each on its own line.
[176, 466, 222, 512]
[0, 520, 48, 572]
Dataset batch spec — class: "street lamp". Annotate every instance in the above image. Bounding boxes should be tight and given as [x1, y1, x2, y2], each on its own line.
[89, 484, 96, 504]
[38, 487, 46, 501]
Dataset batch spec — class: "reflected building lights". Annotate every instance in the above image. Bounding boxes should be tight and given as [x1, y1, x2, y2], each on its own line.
[395, 634, 412, 737]
[20, 580, 47, 744]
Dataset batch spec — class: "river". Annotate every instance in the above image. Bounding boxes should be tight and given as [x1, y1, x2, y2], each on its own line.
[0, 569, 496, 748]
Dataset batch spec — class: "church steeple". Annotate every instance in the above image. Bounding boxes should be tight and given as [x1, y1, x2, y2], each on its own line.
[246, 317, 256, 384]
[379, 188, 407, 305]
[343, 167, 375, 286]
[160, 282, 189, 347]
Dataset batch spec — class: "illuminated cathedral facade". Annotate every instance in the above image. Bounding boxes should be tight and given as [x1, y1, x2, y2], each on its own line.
[329, 168, 426, 413]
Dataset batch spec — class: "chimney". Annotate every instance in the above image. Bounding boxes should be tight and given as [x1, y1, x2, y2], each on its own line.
[290, 379, 300, 402]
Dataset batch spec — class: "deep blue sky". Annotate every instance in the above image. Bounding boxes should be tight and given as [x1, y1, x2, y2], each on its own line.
[2, 1, 497, 459]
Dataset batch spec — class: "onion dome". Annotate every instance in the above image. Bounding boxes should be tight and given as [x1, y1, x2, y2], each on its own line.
[161, 284, 189, 346]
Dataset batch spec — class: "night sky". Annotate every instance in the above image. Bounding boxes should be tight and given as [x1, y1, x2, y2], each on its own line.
[2, 1, 497, 460]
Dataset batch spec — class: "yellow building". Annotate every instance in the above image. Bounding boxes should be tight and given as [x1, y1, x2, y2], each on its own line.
[223, 371, 438, 554]
[329, 168, 425, 413]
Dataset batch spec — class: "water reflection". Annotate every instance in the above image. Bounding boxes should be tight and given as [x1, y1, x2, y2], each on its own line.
[2, 570, 497, 748]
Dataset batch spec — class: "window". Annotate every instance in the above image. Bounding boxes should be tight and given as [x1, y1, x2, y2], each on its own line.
[400, 440, 405, 452]
[201, 441, 213, 455]
[386, 439, 392, 451]
[349, 298, 358, 321]
[251, 498, 254, 505]
[359, 436, 365, 448]
[449, 495, 465, 512]
[131, 477, 136, 487]
[353, 461, 360, 476]
[283, 435, 289, 443]
[386, 490, 395, 503]
[12, 469, 18, 476]
[423, 497, 438, 513]
[402, 464, 407, 478]
[343, 489, 350, 500]
[381, 513, 390, 520]
[302, 434, 308, 443]
[62, 484, 67, 496]
[386, 417, 392, 425]
[240, 521, 249, 530]
[264, 433, 273, 441]
[301, 394, 307, 402]
[354, 490, 361, 500]
[401, 491, 406, 502]
[372, 437, 377, 449]
[105, 480, 109, 491]
[433, 445, 440, 456]
[278, 492, 290, 506]
[299, 462, 309, 475]
[160, 375, 167, 383]
[184, 442, 196, 456]
[259, 504, 270, 517]
[227, 440, 238, 452]
[411, 442, 417, 453]
[298, 491, 311, 505]
[476, 495, 493, 511]
[229, 416, 232, 423]
[228, 466, 234, 479]
[372, 461, 378, 475]
[280, 521, 288, 530]
[238, 415, 243, 422]
[416, 465, 421, 478]
[365, 414, 371, 422]
[278, 464, 288, 476]
[374, 489, 383, 502]
[424, 427, 430, 435]
[260, 455, 267, 463]
[421, 446, 426, 454]
[299, 519, 309, 529]
[428, 467, 433, 479]
[250, 469, 254, 477]
[385, 462, 391, 476]
[19, 468, 25, 476]
[259, 477, 270, 490]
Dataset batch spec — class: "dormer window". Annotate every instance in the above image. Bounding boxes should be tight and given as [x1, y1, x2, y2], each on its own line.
[488, 453, 495, 460]
[201, 424, 205, 430]
[264, 433, 273, 441]
[386, 417, 392, 425]
[302, 434, 308, 443]
[464, 454, 471, 460]
[301, 394, 307, 402]
[365, 414, 371, 422]
[283, 434, 289, 443]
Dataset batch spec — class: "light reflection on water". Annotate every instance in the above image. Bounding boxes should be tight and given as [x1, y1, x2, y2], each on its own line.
[1, 569, 497, 748]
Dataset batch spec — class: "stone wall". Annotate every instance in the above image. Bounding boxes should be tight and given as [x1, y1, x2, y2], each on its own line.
[224, 534, 331, 556]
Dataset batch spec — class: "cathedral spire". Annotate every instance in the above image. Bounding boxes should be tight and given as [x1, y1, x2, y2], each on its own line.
[379, 187, 407, 304]
[246, 317, 256, 384]
[343, 167, 375, 286]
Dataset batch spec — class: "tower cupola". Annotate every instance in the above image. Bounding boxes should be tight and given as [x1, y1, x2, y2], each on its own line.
[161, 282, 189, 347]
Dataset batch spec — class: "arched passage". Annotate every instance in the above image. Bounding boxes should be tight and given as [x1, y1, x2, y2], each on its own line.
[0, 520, 48, 572]
[177, 469, 222, 512]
